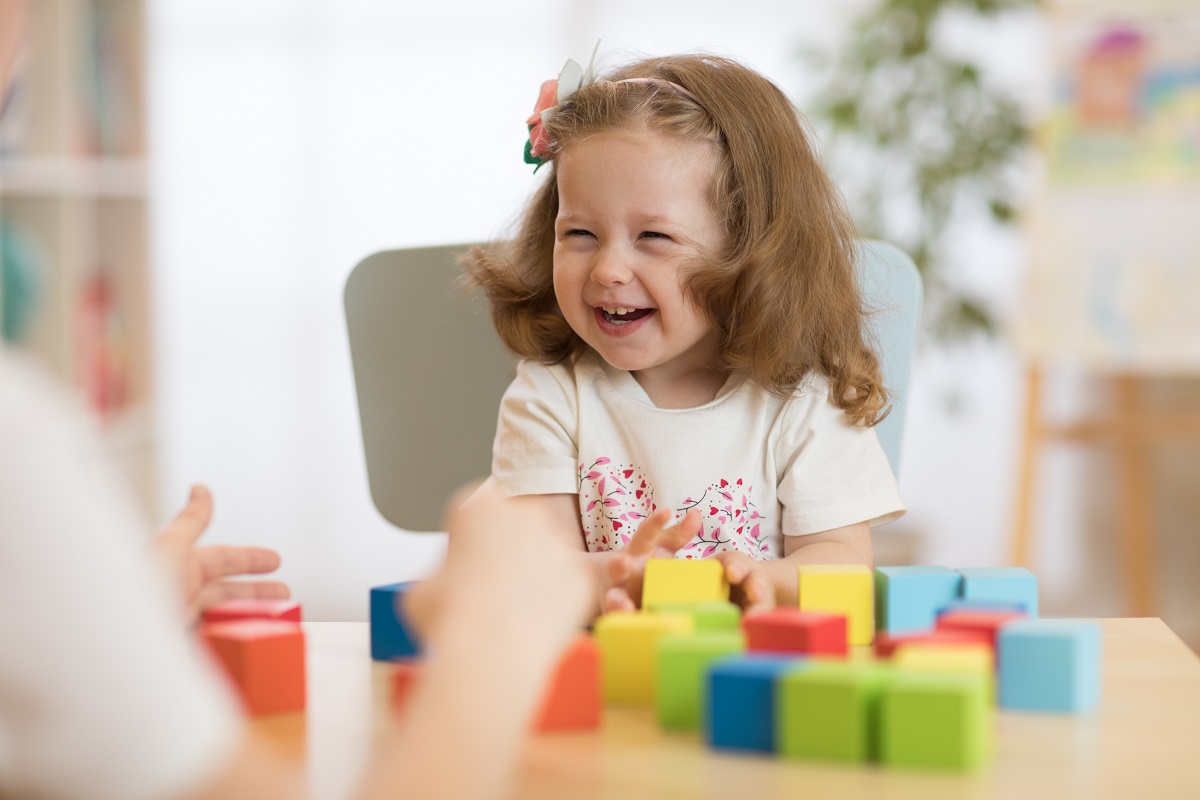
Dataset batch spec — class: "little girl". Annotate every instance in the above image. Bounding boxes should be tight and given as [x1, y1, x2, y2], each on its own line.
[466, 51, 905, 612]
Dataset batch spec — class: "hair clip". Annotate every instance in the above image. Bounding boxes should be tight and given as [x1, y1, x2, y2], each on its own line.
[524, 41, 601, 171]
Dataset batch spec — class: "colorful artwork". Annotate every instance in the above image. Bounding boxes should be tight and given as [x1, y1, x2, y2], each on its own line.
[1020, 0, 1200, 371]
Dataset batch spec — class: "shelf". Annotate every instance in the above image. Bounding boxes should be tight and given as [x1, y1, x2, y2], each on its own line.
[0, 157, 148, 198]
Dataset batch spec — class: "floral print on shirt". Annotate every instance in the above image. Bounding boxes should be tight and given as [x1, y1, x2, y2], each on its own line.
[577, 458, 771, 559]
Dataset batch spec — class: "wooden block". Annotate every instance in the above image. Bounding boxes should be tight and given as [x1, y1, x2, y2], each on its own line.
[880, 670, 992, 771]
[203, 620, 305, 716]
[957, 567, 1039, 617]
[777, 660, 894, 763]
[743, 608, 847, 657]
[656, 631, 745, 731]
[893, 643, 995, 699]
[797, 564, 874, 645]
[593, 611, 693, 706]
[874, 566, 961, 634]
[370, 582, 421, 661]
[202, 599, 302, 624]
[936, 608, 1026, 654]
[706, 654, 806, 753]
[937, 599, 1028, 617]
[998, 620, 1102, 713]
[390, 660, 422, 715]
[534, 635, 602, 732]
[641, 558, 729, 608]
[875, 629, 992, 658]
[646, 600, 741, 631]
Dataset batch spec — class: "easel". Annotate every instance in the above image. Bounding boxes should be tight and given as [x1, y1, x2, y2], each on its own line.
[1012, 363, 1200, 617]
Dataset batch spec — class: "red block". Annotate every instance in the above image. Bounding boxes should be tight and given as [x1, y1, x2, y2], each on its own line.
[935, 608, 1027, 651]
[534, 635, 602, 732]
[202, 620, 306, 716]
[742, 609, 847, 657]
[202, 599, 302, 624]
[875, 628, 993, 658]
[391, 661, 422, 716]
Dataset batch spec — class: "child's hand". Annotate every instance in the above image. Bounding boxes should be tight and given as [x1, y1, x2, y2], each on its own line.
[403, 482, 596, 661]
[712, 550, 775, 616]
[601, 508, 702, 613]
[153, 484, 289, 620]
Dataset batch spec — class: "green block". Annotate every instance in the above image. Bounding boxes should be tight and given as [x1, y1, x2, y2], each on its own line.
[880, 671, 992, 771]
[777, 660, 894, 763]
[647, 601, 741, 631]
[656, 631, 745, 731]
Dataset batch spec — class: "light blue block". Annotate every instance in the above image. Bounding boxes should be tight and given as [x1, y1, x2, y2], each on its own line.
[370, 582, 421, 661]
[705, 655, 806, 752]
[957, 567, 1039, 618]
[937, 599, 1028, 617]
[999, 620, 1102, 713]
[875, 566, 963, 634]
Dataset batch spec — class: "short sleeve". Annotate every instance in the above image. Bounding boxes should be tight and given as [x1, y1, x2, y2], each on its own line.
[775, 381, 906, 536]
[0, 356, 241, 800]
[491, 359, 581, 497]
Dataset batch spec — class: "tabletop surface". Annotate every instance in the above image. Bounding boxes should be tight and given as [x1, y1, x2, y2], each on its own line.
[252, 618, 1200, 799]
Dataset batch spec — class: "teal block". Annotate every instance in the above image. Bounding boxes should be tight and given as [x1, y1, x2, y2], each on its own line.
[657, 631, 745, 731]
[370, 582, 421, 661]
[875, 566, 963, 634]
[957, 567, 1039, 618]
[937, 599, 1028, 617]
[998, 620, 1102, 713]
[706, 655, 806, 752]
[776, 660, 894, 763]
[880, 671, 992, 771]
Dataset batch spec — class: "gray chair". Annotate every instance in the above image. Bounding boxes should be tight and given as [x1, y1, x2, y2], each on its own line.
[345, 241, 922, 532]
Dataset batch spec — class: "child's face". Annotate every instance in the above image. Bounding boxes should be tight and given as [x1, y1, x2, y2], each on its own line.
[553, 129, 725, 387]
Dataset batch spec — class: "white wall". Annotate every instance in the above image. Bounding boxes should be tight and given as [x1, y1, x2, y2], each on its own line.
[149, 0, 1046, 621]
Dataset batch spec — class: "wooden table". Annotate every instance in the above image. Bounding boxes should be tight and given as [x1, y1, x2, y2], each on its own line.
[253, 619, 1200, 799]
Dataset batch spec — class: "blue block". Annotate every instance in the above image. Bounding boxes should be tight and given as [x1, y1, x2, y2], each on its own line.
[998, 620, 1101, 713]
[874, 566, 963, 634]
[937, 599, 1028, 617]
[705, 655, 806, 752]
[370, 582, 421, 661]
[957, 568, 1039, 618]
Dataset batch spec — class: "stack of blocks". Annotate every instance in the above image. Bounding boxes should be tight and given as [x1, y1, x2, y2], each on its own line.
[618, 560, 1100, 773]
[371, 559, 1100, 769]
[200, 600, 306, 717]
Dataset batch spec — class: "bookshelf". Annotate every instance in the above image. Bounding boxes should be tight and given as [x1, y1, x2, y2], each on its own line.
[0, 0, 156, 517]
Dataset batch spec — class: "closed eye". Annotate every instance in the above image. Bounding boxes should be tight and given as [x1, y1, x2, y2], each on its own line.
[640, 231, 671, 241]
[563, 228, 593, 238]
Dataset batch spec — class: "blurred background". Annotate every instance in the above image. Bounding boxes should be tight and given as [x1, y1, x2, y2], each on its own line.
[1, 0, 1197, 649]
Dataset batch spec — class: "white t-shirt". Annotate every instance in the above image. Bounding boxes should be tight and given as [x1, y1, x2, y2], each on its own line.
[492, 353, 905, 559]
[0, 350, 240, 800]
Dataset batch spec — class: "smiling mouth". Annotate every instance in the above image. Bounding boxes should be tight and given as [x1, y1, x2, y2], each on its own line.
[597, 306, 654, 324]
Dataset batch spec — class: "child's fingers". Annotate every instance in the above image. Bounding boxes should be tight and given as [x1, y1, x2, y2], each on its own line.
[740, 571, 775, 615]
[198, 545, 282, 581]
[624, 508, 672, 556]
[197, 579, 291, 610]
[605, 553, 635, 587]
[160, 484, 214, 545]
[660, 509, 702, 552]
[602, 586, 636, 613]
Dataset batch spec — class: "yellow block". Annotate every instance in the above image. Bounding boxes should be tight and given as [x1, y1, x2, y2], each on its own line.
[641, 558, 730, 609]
[796, 564, 874, 646]
[593, 611, 694, 705]
[893, 643, 995, 699]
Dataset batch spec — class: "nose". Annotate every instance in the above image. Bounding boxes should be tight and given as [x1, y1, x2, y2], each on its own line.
[589, 246, 632, 287]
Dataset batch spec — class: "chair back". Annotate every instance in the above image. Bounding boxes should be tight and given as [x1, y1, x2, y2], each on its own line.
[345, 240, 921, 531]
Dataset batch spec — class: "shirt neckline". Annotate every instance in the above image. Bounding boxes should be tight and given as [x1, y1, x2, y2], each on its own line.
[589, 353, 747, 411]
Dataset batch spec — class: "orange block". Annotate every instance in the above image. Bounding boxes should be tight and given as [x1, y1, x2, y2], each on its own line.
[203, 620, 306, 716]
[391, 660, 422, 716]
[534, 635, 602, 732]
[202, 599, 302, 624]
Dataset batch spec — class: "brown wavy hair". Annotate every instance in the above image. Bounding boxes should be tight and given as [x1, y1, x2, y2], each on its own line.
[464, 54, 889, 426]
